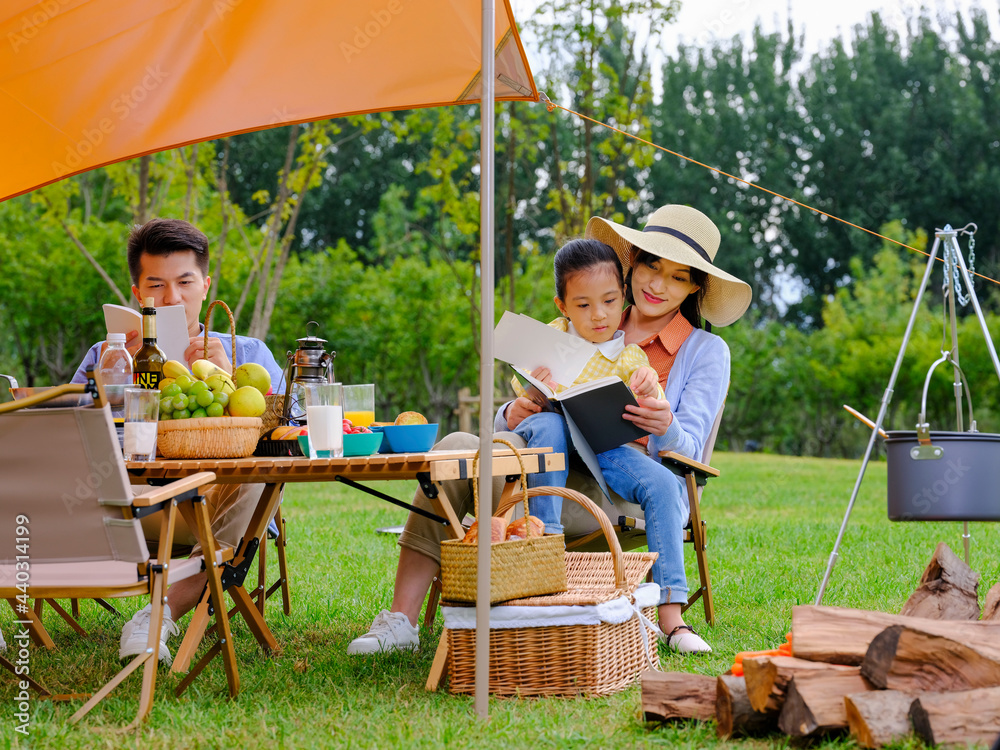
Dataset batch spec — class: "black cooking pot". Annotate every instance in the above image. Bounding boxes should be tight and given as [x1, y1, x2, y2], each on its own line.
[886, 430, 1000, 521]
[885, 352, 999, 521]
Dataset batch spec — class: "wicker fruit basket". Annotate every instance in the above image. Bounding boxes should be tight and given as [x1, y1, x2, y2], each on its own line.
[155, 300, 263, 459]
[439, 439, 567, 604]
[157, 416, 262, 458]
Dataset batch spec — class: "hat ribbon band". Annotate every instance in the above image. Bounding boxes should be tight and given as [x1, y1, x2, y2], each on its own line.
[642, 225, 712, 264]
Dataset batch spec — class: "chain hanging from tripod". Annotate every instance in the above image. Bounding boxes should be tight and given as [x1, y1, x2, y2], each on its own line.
[943, 222, 977, 307]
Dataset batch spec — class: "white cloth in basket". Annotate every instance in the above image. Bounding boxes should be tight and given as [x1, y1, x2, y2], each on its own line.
[441, 582, 660, 630]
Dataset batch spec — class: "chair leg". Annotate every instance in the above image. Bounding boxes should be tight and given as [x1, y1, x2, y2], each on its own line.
[425, 629, 450, 692]
[685, 474, 715, 626]
[423, 577, 442, 630]
[6, 599, 54, 649]
[256, 527, 268, 615]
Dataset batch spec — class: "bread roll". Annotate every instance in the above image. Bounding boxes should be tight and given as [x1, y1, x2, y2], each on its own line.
[461, 516, 506, 544]
[505, 515, 545, 541]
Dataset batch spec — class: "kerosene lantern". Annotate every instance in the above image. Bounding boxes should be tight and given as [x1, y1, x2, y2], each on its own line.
[280, 322, 336, 423]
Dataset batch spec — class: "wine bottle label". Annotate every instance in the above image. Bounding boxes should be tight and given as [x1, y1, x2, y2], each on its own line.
[134, 371, 161, 389]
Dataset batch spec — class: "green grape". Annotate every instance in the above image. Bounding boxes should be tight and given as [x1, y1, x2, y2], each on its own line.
[191, 407, 208, 419]
[213, 391, 230, 408]
[161, 383, 182, 398]
[174, 375, 195, 392]
[174, 408, 191, 420]
[206, 402, 225, 418]
[195, 390, 215, 408]
[159, 396, 174, 412]
[189, 380, 210, 395]
[159, 411, 171, 421]
[172, 394, 189, 411]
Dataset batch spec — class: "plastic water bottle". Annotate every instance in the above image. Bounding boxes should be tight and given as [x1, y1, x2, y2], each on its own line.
[99, 333, 133, 408]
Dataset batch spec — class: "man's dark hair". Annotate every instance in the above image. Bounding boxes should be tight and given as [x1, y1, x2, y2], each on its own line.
[127, 218, 210, 285]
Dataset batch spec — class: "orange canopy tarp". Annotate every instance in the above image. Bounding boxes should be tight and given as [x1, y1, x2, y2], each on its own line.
[0, 0, 537, 201]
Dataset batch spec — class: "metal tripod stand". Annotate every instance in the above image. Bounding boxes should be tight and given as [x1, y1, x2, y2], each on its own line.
[815, 223, 1000, 604]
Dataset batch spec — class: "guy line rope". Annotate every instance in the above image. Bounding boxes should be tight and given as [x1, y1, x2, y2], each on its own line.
[539, 93, 998, 289]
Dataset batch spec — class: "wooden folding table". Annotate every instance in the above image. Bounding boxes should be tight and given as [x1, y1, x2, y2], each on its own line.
[127, 447, 564, 693]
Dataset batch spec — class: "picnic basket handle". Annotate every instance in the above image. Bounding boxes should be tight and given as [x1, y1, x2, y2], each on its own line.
[202, 300, 238, 370]
[471, 437, 530, 528]
[495, 485, 627, 593]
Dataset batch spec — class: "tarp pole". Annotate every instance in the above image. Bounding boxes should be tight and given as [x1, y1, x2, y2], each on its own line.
[475, 0, 496, 721]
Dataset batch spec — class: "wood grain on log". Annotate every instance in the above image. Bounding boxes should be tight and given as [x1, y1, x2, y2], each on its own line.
[844, 690, 915, 749]
[777, 670, 873, 737]
[743, 655, 856, 713]
[792, 605, 1000, 665]
[900, 542, 980, 620]
[715, 674, 777, 739]
[910, 687, 1000, 748]
[984, 581, 1000, 621]
[641, 672, 716, 722]
[861, 624, 1000, 692]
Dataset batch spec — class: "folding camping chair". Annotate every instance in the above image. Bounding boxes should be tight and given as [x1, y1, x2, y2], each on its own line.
[560, 401, 726, 625]
[0, 379, 238, 729]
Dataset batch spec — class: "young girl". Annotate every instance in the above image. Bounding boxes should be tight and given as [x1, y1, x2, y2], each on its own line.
[512, 238, 664, 534]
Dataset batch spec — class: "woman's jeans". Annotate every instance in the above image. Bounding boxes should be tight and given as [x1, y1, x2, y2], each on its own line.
[514, 411, 689, 605]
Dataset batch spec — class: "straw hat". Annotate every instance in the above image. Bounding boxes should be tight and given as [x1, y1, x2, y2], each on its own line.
[585, 204, 752, 327]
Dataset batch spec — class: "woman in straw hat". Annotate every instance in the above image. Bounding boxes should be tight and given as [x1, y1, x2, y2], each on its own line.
[347, 204, 751, 657]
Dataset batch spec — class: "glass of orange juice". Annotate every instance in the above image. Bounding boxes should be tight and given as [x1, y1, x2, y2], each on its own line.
[343, 384, 375, 427]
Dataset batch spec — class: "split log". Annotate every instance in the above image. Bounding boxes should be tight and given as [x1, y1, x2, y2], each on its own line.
[844, 690, 915, 749]
[743, 655, 856, 713]
[909, 687, 1000, 748]
[641, 672, 716, 722]
[900, 542, 980, 620]
[983, 581, 1000, 621]
[777, 669, 873, 737]
[861, 624, 1000, 692]
[715, 674, 777, 738]
[791, 605, 1000, 665]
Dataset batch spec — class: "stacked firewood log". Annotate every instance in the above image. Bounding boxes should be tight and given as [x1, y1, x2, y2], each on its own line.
[642, 543, 1000, 747]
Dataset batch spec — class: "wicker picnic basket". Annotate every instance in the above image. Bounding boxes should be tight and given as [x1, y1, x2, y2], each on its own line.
[444, 486, 660, 697]
[439, 438, 567, 604]
[156, 300, 262, 459]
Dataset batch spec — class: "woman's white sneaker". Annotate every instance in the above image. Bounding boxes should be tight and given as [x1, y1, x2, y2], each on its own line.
[347, 610, 419, 655]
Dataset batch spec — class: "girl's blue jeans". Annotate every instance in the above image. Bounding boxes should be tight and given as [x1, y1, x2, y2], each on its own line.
[513, 410, 689, 605]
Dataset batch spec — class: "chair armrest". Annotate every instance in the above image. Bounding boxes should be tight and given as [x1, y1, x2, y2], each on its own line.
[132, 471, 218, 506]
[658, 450, 719, 480]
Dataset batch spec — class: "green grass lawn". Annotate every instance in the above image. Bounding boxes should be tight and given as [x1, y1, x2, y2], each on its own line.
[3, 452, 998, 748]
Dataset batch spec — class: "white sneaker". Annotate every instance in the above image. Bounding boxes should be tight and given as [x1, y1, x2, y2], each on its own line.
[0, 625, 6, 652]
[347, 610, 419, 655]
[660, 624, 712, 654]
[119, 603, 179, 665]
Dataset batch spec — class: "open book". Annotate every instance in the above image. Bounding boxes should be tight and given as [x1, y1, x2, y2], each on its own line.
[103, 304, 190, 363]
[497, 311, 652, 499]
[511, 368, 647, 455]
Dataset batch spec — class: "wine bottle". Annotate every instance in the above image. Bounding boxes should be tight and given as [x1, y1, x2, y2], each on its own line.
[133, 297, 166, 389]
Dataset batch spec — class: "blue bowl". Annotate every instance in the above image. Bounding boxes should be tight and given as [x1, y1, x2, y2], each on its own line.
[344, 431, 383, 457]
[379, 424, 439, 453]
[297, 432, 384, 457]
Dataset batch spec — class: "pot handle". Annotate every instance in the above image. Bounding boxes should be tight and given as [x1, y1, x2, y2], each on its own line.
[917, 351, 976, 444]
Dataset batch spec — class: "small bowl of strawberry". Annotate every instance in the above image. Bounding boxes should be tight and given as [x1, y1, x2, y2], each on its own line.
[342, 418, 383, 456]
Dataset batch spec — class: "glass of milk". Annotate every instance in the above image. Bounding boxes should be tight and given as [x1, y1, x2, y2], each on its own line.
[304, 383, 344, 459]
[123, 387, 159, 461]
